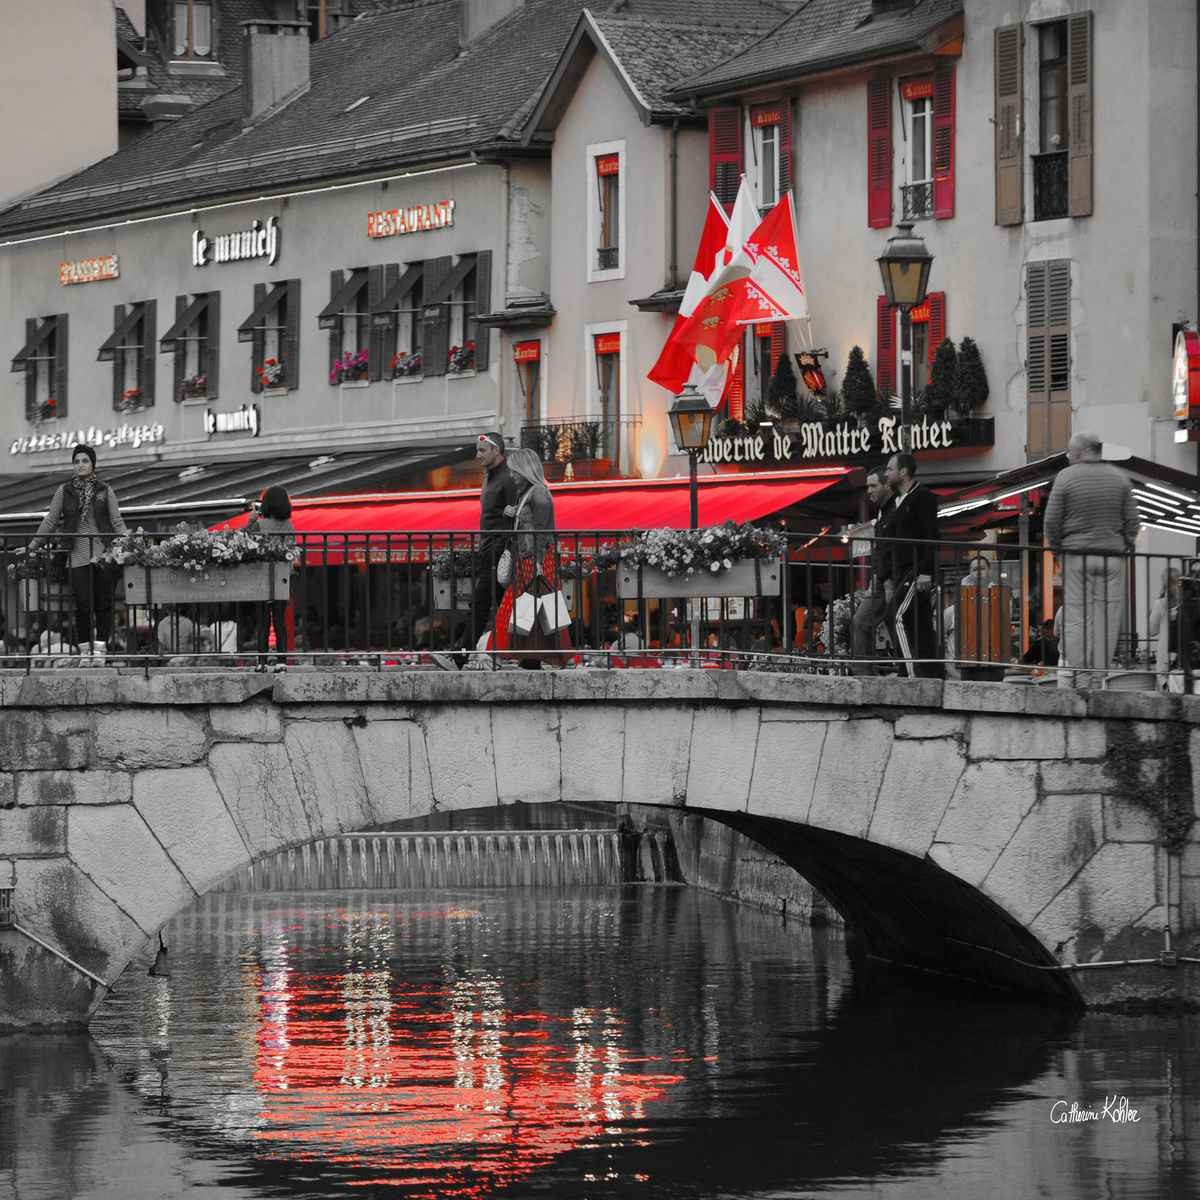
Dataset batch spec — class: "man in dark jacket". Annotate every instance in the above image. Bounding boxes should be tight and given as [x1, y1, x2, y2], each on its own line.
[850, 466, 896, 675]
[469, 432, 519, 650]
[884, 452, 943, 679]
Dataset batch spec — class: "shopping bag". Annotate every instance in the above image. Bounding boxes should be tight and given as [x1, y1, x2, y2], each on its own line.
[511, 592, 537, 635]
[537, 590, 571, 634]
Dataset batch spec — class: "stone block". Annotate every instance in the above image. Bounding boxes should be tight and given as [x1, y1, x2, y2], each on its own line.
[759, 706, 848, 723]
[721, 672, 861, 709]
[94, 709, 206, 769]
[133, 768, 249, 894]
[0, 807, 66, 855]
[969, 715, 1065, 760]
[14, 770, 131, 807]
[1102, 796, 1161, 843]
[68, 805, 196, 935]
[807, 718, 893, 838]
[622, 705, 693, 807]
[0, 773, 11, 809]
[1067, 720, 1108, 760]
[352, 721, 434, 823]
[0, 710, 92, 770]
[1019, 688, 1088, 718]
[284, 722, 376, 836]
[209, 703, 283, 741]
[491, 705, 561, 806]
[272, 673, 374, 704]
[980, 795, 1104, 925]
[560, 705, 625, 806]
[1086, 692, 1171, 721]
[942, 680, 1028, 714]
[1039, 761, 1114, 793]
[868, 737, 964, 857]
[747, 719, 826, 822]
[893, 714, 965, 739]
[208, 741, 311, 856]
[684, 707, 761, 812]
[422, 706, 498, 811]
[114, 673, 274, 707]
[856, 676, 943, 709]
[929, 761, 1038, 885]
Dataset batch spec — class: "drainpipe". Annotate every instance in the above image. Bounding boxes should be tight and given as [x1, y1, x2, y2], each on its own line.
[669, 120, 680, 289]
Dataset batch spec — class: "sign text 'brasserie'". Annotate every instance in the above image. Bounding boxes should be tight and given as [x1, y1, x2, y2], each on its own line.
[701, 415, 956, 464]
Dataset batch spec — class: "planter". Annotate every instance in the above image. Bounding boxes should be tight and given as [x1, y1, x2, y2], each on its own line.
[261, 386, 288, 398]
[393, 375, 423, 386]
[432, 576, 475, 610]
[123, 562, 292, 605]
[541, 462, 567, 482]
[618, 556, 782, 599]
[569, 458, 612, 481]
[339, 378, 370, 389]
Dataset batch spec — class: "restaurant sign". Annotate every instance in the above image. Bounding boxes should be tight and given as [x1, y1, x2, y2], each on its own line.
[700, 414, 956, 465]
[366, 200, 455, 239]
[58, 255, 119, 286]
[204, 404, 260, 437]
[192, 217, 279, 267]
[1172, 327, 1200, 442]
[10, 422, 164, 456]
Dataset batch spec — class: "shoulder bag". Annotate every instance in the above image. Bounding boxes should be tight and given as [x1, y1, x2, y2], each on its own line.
[496, 489, 533, 587]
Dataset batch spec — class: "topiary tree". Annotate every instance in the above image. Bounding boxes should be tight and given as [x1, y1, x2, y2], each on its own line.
[767, 353, 801, 421]
[925, 337, 958, 418]
[841, 345, 877, 420]
[953, 336, 989, 418]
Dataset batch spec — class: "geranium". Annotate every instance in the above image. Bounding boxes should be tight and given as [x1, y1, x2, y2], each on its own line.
[257, 357, 285, 388]
[596, 521, 786, 578]
[330, 348, 369, 385]
[391, 350, 422, 378]
[119, 387, 145, 413]
[102, 522, 298, 576]
[182, 373, 207, 398]
[447, 340, 476, 374]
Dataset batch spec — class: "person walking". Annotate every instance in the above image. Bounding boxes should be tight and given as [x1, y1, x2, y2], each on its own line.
[1043, 433, 1140, 688]
[248, 485, 296, 658]
[28, 443, 128, 665]
[850, 466, 896, 675]
[883, 452, 943, 679]
[468, 432, 519, 654]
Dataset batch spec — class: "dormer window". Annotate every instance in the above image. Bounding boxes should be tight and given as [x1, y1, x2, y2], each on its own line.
[173, 0, 214, 58]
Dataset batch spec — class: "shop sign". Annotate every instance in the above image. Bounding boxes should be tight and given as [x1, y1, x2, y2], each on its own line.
[1172, 328, 1200, 445]
[58, 255, 119, 286]
[595, 154, 620, 177]
[192, 216, 279, 267]
[700, 414, 956, 465]
[513, 340, 541, 363]
[751, 107, 783, 128]
[594, 332, 621, 356]
[10, 422, 164, 456]
[366, 200, 455, 239]
[900, 78, 934, 101]
[204, 404, 260, 437]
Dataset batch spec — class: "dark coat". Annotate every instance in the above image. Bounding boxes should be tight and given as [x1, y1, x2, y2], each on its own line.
[871, 495, 898, 588]
[479, 461, 519, 551]
[885, 482, 940, 579]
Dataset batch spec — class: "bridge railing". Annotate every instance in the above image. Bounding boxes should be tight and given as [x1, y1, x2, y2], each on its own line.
[0, 529, 1193, 689]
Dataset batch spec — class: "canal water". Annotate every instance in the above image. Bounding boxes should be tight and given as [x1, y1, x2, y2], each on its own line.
[1, 886, 1197, 1199]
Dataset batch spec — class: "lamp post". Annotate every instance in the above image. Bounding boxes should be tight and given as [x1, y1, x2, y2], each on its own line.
[668, 383, 716, 529]
[876, 221, 933, 437]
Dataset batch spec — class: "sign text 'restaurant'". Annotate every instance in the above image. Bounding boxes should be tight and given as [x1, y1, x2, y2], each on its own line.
[367, 200, 455, 238]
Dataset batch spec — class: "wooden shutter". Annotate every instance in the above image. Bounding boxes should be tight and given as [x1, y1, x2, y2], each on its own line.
[284, 279, 300, 390]
[423, 256, 451, 376]
[24, 318, 37, 418]
[172, 296, 186, 402]
[867, 76, 893, 229]
[367, 266, 385, 381]
[53, 314, 68, 418]
[473, 249, 492, 370]
[769, 326, 785, 374]
[141, 300, 156, 405]
[250, 283, 265, 394]
[1067, 11, 1093, 217]
[327, 270, 342, 383]
[708, 106, 743, 211]
[932, 64, 955, 219]
[111, 304, 125, 411]
[926, 292, 946, 364]
[994, 24, 1024, 226]
[777, 98, 793, 199]
[876, 295, 897, 401]
[206, 291, 220, 401]
[725, 346, 746, 422]
[1026, 260, 1071, 457]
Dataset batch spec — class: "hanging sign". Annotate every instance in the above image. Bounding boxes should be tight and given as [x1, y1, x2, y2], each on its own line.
[594, 332, 621, 355]
[513, 340, 541, 363]
[700, 414, 956, 465]
[10, 422, 164, 456]
[192, 217, 279, 267]
[595, 154, 620, 177]
[366, 200, 455, 238]
[795, 351, 828, 395]
[909, 299, 931, 323]
[204, 404, 260, 438]
[58, 255, 119, 286]
[900, 78, 934, 101]
[1172, 327, 1200, 421]
[751, 107, 783, 127]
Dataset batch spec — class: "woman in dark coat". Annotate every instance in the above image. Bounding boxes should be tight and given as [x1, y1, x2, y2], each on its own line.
[29, 443, 128, 664]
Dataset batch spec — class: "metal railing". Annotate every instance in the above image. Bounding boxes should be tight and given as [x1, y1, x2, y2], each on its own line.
[1033, 150, 1069, 221]
[0, 530, 1193, 691]
[901, 181, 933, 220]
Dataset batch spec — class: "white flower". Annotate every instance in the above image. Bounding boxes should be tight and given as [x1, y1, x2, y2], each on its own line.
[723, 558, 733, 570]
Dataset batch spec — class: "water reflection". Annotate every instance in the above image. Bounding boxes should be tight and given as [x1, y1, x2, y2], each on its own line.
[1, 887, 1197, 1199]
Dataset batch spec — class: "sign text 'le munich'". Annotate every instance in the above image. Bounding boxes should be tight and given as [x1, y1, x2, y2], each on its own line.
[702, 414, 957, 465]
[192, 216, 279, 268]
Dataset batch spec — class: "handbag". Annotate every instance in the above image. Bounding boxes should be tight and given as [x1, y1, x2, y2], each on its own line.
[511, 591, 537, 635]
[537, 590, 571, 634]
[496, 488, 533, 587]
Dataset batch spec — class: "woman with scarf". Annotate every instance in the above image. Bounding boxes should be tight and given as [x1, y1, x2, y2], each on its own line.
[29, 444, 128, 664]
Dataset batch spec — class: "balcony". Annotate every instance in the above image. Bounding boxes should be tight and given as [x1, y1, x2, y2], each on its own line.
[520, 417, 640, 479]
[901, 181, 933, 221]
[1032, 151, 1069, 221]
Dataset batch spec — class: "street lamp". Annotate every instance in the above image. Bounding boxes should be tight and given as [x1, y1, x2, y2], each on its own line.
[668, 383, 715, 529]
[876, 221, 933, 432]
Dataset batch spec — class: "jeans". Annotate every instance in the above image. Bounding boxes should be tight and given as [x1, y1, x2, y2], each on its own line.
[850, 593, 889, 675]
[1060, 554, 1125, 688]
[70, 562, 115, 645]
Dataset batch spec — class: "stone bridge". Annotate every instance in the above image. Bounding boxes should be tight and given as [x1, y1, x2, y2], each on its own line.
[1, 670, 1198, 1027]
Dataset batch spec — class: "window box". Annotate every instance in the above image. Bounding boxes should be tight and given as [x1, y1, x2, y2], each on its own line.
[447, 341, 476, 374]
[256, 357, 286, 390]
[31, 399, 60, 424]
[262, 387, 289, 399]
[391, 351, 423, 380]
[617, 557, 782, 600]
[447, 369, 477, 381]
[123, 562, 292, 605]
[180, 374, 208, 400]
[340, 378, 370, 390]
[329, 348, 369, 386]
[393, 375, 423, 387]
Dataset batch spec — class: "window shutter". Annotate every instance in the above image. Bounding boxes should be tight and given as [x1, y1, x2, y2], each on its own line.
[769, 325, 785, 374]
[725, 346, 746, 423]
[473, 250, 492, 370]
[1047, 260, 1072, 451]
[708, 106, 743, 211]
[284, 279, 300, 390]
[867, 76, 893, 229]
[1025, 262, 1049, 458]
[327, 270, 342, 384]
[932, 64, 955, 219]
[206, 291, 220, 400]
[994, 24, 1024, 226]
[141, 300, 156, 405]
[111, 304, 125, 412]
[250, 283, 266, 394]
[1067, 11, 1093, 217]
[926, 292, 946, 365]
[172, 296, 186, 403]
[876, 295, 897, 402]
[24, 318, 37, 419]
[53, 314, 68, 418]
[423, 256, 451, 376]
[777, 99, 793, 199]
[367, 266, 385, 381]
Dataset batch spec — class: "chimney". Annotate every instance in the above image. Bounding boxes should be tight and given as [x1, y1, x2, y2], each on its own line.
[460, 0, 524, 46]
[242, 20, 310, 127]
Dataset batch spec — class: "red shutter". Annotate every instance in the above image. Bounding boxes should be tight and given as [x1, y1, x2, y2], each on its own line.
[770, 326, 785, 374]
[926, 291, 946, 364]
[777, 99, 793, 198]
[876, 295, 897, 400]
[867, 77, 893, 228]
[932, 63, 956, 219]
[708, 106, 743, 211]
[725, 347, 746, 422]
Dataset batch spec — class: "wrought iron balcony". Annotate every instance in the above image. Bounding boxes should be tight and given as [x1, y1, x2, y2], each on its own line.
[901, 181, 933, 220]
[597, 246, 620, 270]
[520, 417, 640, 478]
[1032, 151, 1069, 221]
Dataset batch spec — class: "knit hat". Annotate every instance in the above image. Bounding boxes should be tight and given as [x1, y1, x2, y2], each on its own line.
[477, 432, 505, 453]
[71, 443, 97, 467]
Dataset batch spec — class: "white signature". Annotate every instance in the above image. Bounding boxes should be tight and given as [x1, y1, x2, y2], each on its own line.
[1050, 1096, 1141, 1125]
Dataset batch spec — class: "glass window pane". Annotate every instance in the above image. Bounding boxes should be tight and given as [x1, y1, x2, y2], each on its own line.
[911, 100, 928, 182]
[173, 2, 189, 55]
[192, 2, 212, 55]
[761, 127, 777, 206]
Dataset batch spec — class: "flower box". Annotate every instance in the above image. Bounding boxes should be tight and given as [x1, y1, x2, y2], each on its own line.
[123, 562, 293, 605]
[340, 379, 370, 389]
[432, 575, 475, 610]
[261, 386, 288, 398]
[618, 556, 782, 599]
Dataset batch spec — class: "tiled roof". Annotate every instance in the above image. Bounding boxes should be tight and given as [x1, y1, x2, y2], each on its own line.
[675, 0, 964, 96]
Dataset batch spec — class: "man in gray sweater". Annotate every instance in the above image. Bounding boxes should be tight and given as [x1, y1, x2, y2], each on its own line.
[1043, 433, 1140, 687]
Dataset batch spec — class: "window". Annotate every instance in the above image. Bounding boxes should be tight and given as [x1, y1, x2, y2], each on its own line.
[1038, 23, 1069, 153]
[901, 79, 934, 220]
[708, 107, 744, 212]
[319, 268, 376, 383]
[593, 332, 621, 465]
[587, 141, 625, 282]
[421, 252, 491, 375]
[173, 0, 214, 58]
[99, 300, 156, 412]
[1026, 259, 1071, 457]
[11, 314, 68, 422]
[238, 280, 300, 392]
[877, 293, 946, 410]
[373, 262, 424, 378]
[754, 323, 784, 407]
[749, 104, 789, 211]
[514, 340, 542, 424]
[162, 292, 219, 401]
[754, 123, 778, 210]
